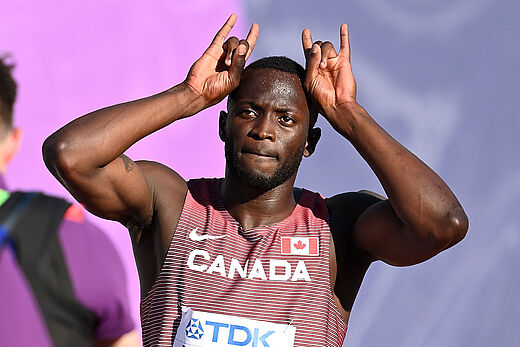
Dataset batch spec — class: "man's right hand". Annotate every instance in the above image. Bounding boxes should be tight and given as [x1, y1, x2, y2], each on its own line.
[42, 14, 259, 294]
[43, 14, 259, 231]
[183, 14, 259, 109]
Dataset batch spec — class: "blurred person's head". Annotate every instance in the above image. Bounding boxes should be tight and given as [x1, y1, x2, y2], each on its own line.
[0, 55, 23, 174]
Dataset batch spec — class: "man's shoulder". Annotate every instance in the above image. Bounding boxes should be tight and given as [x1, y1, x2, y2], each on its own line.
[186, 177, 222, 196]
[187, 177, 223, 185]
[135, 159, 188, 193]
[326, 190, 384, 210]
[324, 190, 384, 234]
[134, 161, 190, 219]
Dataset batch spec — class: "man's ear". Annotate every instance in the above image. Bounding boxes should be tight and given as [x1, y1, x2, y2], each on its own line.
[0, 127, 23, 173]
[219, 111, 228, 142]
[303, 127, 321, 157]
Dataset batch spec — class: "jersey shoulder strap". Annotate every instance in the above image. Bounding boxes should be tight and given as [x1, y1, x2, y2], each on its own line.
[0, 190, 97, 347]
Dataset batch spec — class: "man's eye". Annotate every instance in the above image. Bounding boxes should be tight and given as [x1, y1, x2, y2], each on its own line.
[239, 110, 256, 118]
[279, 115, 294, 125]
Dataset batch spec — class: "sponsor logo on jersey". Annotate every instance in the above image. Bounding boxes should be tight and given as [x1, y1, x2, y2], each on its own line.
[280, 237, 319, 256]
[187, 249, 311, 282]
[173, 307, 296, 347]
[186, 318, 204, 340]
[189, 227, 227, 242]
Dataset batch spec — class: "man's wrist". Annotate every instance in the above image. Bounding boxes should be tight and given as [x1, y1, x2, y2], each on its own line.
[323, 101, 369, 139]
[164, 83, 208, 118]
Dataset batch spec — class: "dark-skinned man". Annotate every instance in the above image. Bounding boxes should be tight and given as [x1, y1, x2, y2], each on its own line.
[43, 14, 468, 347]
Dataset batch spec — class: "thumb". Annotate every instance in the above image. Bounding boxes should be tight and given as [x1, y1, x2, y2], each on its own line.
[229, 39, 249, 86]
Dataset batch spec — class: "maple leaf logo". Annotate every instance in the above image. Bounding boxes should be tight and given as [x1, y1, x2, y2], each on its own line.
[294, 240, 307, 250]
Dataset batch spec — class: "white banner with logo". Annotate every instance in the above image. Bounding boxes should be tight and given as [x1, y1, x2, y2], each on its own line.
[173, 306, 296, 347]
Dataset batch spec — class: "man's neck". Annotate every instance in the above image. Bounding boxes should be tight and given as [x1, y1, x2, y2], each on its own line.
[221, 173, 298, 231]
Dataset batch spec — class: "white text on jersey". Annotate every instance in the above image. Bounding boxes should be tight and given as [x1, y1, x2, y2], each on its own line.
[187, 249, 311, 282]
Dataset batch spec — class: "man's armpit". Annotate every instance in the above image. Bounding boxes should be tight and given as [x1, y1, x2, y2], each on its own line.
[119, 154, 135, 173]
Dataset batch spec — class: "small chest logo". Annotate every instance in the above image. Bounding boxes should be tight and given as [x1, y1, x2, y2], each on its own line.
[189, 227, 227, 242]
[281, 237, 319, 256]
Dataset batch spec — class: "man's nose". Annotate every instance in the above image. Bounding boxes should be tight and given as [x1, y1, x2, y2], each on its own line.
[249, 114, 275, 141]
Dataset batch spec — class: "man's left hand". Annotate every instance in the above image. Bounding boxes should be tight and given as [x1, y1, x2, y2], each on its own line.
[302, 24, 357, 124]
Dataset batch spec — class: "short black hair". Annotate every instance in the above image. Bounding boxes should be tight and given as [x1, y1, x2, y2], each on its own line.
[228, 56, 318, 128]
[0, 55, 17, 130]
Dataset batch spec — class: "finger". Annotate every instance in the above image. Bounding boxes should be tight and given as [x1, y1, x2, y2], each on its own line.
[301, 28, 313, 59]
[210, 14, 237, 47]
[319, 41, 337, 68]
[229, 39, 249, 85]
[305, 43, 322, 85]
[339, 23, 351, 61]
[223, 37, 239, 66]
[244, 22, 259, 61]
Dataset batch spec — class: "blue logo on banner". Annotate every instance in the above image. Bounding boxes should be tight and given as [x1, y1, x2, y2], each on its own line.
[205, 320, 275, 346]
[186, 318, 204, 339]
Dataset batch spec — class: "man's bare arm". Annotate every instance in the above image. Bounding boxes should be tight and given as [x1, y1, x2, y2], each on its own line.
[42, 15, 259, 230]
[303, 24, 468, 266]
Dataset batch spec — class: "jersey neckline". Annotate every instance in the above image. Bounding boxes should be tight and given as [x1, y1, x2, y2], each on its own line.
[212, 178, 307, 235]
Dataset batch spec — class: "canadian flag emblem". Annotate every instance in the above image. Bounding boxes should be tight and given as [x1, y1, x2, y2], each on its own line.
[281, 237, 319, 256]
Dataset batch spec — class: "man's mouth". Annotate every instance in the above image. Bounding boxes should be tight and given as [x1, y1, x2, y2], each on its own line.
[241, 150, 278, 159]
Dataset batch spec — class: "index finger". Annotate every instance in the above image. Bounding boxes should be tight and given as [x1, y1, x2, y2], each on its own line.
[301, 28, 314, 59]
[210, 14, 237, 47]
[244, 22, 259, 61]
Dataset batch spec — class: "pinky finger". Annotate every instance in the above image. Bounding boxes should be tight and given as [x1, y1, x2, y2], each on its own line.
[339, 23, 351, 60]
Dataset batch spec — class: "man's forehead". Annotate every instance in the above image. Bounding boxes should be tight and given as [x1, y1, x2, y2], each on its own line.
[241, 68, 301, 86]
[233, 68, 306, 102]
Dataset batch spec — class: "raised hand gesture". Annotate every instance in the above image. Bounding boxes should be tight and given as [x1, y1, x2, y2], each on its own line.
[184, 14, 259, 108]
[302, 24, 357, 123]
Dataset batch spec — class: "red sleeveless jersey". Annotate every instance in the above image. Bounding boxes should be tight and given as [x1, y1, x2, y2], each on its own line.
[141, 178, 347, 347]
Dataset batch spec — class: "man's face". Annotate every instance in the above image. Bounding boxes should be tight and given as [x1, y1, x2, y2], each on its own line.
[221, 68, 312, 190]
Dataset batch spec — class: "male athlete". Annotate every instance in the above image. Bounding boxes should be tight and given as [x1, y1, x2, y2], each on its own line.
[0, 57, 139, 345]
[43, 14, 468, 346]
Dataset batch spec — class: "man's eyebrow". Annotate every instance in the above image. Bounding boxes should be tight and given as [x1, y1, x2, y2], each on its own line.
[276, 107, 299, 114]
[245, 101, 299, 113]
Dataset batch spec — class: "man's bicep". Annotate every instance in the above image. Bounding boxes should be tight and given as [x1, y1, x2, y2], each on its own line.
[353, 199, 447, 266]
[63, 155, 154, 224]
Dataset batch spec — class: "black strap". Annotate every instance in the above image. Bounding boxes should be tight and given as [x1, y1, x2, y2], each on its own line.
[0, 191, 97, 347]
[0, 191, 35, 250]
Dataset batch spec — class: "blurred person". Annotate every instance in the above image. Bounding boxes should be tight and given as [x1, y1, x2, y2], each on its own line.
[0, 56, 139, 346]
[43, 15, 468, 346]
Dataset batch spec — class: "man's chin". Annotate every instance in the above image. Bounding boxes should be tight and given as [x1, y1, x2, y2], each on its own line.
[235, 169, 281, 191]
[225, 144, 301, 191]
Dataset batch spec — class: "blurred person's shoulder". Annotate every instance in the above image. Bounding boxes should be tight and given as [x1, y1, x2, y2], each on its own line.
[57, 202, 136, 340]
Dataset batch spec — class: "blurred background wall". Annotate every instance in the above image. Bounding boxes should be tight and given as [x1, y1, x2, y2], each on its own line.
[1, 1, 518, 346]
